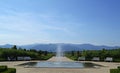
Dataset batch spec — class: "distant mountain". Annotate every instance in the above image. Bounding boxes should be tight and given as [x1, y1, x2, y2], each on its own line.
[0, 43, 119, 52]
[0, 44, 13, 48]
[21, 44, 57, 51]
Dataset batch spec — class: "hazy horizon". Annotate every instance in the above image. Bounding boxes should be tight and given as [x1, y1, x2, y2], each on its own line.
[0, 0, 120, 46]
[0, 43, 120, 47]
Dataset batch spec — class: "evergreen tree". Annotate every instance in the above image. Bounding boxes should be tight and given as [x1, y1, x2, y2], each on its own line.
[11, 45, 17, 50]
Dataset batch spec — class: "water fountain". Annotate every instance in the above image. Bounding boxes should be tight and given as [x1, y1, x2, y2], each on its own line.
[56, 44, 63, 62]
[18, 44, 102, 68]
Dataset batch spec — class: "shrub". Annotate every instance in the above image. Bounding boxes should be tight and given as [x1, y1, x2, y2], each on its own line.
[118, 66, 120, 69]
[110, 69, 120, 73]
[0, 58, 6, 61]
[0, 66, 7, 72]
[1, 68, 16, 73]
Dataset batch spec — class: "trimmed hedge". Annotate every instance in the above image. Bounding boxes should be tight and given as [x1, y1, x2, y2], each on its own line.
[0, 66, 16, 73]
[110, 66, 120, 73]
[1, 68, 16, 73]
[110, 69, 120, 73]
[0, 66, 7, 72]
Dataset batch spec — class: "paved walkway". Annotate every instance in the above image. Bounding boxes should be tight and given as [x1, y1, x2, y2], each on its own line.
[47, 56, 73, 61]
[0, 57, 119, 73]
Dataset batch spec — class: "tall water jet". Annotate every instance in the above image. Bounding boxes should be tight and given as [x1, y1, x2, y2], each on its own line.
[18, 44, 102, 68]
[56, 44, 63, 62]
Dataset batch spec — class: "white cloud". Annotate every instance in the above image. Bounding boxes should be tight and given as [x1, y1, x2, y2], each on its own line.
[0, 9, 75, 34]
[0, 8, 79, 44]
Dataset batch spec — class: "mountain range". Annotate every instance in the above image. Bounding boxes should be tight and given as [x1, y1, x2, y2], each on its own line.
[0, 43, 119, 52]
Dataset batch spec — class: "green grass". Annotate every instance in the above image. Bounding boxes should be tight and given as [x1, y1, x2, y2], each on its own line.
[40, 54, 53, 60]
[65, 54, 78, 60]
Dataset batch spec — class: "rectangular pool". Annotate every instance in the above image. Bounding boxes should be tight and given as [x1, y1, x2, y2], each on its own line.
[18, 61, 103, 68]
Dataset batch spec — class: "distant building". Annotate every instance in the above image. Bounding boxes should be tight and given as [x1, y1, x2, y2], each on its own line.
[17, 56, 31, 61]
[7, 57, 16, 61]
[92, 57, 100, 61]
[17, 57, 24, 61]
[24, 57, 31, 61]
[104, 57, 113, 62]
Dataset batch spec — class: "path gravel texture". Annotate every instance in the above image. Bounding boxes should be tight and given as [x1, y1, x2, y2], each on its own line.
[0, 57, 119, 73]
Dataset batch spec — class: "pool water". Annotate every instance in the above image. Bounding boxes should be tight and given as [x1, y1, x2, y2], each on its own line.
[18, 61, 102, 68]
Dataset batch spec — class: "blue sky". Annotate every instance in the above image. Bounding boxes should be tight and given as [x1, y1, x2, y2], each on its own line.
[0, 0, 120, 46]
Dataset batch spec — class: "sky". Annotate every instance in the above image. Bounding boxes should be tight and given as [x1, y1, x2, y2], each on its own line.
[0, 0, 120, 46]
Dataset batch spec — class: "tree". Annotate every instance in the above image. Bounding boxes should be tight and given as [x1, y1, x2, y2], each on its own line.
[30, 49, 37, 52]
[44, 51, 48, 56]
[77, 51, 81, 56]
[11, 45, 17, 50]
[38, 50, 42, 56]
[71, 51, 74, 56]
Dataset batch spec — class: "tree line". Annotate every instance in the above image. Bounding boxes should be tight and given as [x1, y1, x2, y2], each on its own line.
[0, 45, 54, 61]
[65, 48, 120, 62]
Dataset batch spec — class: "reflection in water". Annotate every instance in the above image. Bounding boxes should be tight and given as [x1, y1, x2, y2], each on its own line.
[18, 61, 102, 68]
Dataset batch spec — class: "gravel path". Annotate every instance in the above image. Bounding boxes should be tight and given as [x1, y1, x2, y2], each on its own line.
[0, 57, 119, 73]
[47, 56, 73, 61]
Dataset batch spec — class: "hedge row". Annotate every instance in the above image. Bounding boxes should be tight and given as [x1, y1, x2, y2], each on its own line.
[0, 66, 7, 72]
[110, 66, 120, 73]
[0, 66, 16, 73]
[1, 68, 16, 73]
